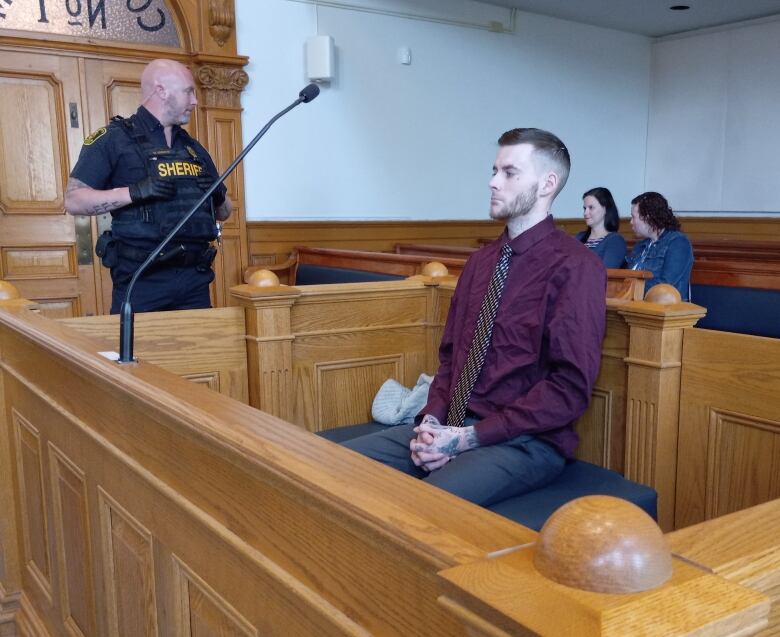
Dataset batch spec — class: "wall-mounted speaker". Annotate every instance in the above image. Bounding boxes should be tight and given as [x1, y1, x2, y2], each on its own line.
[305, 35, 335, 83]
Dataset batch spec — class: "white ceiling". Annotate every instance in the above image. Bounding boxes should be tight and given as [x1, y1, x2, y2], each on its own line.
[484, 0, 780, 37]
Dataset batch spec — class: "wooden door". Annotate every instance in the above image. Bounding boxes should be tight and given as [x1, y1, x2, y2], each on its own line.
[82, 58, 147, 315]
[0, 51, 97, 317]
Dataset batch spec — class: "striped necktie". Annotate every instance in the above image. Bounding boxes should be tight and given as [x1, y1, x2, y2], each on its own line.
[446, 243, 513, 428]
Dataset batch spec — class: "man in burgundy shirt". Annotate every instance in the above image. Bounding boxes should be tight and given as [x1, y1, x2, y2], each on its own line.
[343, 128, 606, 506]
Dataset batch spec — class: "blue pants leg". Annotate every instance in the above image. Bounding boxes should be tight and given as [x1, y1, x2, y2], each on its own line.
[342, 423, 564, 507]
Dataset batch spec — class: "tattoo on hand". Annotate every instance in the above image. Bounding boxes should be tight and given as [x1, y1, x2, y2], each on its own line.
[419, 424, 479, 457]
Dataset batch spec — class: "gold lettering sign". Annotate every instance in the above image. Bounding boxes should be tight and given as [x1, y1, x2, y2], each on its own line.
[0, 1, 180, 47]
[157, 161, 202, 177]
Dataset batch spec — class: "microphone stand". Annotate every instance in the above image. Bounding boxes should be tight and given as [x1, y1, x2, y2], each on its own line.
[118, 84, 320, 363]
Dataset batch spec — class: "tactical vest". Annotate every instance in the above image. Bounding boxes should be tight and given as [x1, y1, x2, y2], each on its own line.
[110, 115, 218, 246]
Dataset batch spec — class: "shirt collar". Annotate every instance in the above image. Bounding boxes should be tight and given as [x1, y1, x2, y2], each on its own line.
[135, 105, 182, 140]
[502, 214, 557, 256]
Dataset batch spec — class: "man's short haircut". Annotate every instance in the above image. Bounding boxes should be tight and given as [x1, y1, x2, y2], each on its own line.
[498, 128, 571, 197]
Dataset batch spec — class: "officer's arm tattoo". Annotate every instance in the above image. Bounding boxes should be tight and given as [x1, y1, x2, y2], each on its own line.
[65, 178, 126, 216]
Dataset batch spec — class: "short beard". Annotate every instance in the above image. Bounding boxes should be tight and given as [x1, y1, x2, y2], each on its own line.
[490, 186, 538, 221]
[164, 97, 190, 125]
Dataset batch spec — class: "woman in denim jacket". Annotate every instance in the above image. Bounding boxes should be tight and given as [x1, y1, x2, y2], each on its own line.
[625, 192, 693, 300]
[576, 187, 627, 268]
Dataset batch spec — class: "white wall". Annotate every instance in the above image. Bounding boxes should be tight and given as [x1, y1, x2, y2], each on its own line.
[235, 0, 651, 220]
[646, 17, 780, 213]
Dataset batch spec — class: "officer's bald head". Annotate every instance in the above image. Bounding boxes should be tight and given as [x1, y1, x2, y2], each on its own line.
[140, 59, 197, 127]
[141, 59, 190, 100]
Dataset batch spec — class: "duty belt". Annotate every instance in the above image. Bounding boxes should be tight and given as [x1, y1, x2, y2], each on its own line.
[116, 242, 206, 267]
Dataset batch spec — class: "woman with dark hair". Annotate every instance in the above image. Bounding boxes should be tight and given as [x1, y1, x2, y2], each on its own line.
[576, 187, 626, 268]
[625, 191, 693, 300]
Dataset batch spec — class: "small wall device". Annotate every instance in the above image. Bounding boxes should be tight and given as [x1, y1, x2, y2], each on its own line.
[305, 35, 335, 82]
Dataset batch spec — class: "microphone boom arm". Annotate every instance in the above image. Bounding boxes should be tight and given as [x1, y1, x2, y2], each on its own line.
[118, 86, 319, 363]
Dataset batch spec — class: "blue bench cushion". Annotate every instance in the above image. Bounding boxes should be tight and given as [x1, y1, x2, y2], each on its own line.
[487, 460, 657, 530]
[317, 422, 658, 531]
[296, 265, 404, 285]
[691, 284, 780, 338]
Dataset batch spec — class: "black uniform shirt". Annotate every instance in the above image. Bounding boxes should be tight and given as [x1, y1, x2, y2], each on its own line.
[71, 105, 226, 201]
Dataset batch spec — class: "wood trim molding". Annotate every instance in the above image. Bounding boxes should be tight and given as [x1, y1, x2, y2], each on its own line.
[195, 65, 248, 108]
[207, 0, 236, 48]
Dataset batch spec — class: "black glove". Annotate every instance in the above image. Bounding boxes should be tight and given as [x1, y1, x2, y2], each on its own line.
[128, 175, 176, 204]
[196, 173, 226, 208]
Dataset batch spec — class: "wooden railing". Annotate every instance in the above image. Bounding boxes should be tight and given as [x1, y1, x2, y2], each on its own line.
[247, 246, 650, 300]
[1, 284, 779, 636]
[397, 239, 780, 290]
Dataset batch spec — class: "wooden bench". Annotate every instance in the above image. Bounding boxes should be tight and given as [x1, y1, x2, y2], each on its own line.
[247, 246, 650, 300]
[396, 239, 780, 337]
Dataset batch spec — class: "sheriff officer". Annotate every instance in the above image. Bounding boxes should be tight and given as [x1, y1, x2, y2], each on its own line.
[65, 58, 232, 313]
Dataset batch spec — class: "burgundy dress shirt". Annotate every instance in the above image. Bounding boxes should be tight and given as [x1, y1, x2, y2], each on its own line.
[421, 215, 607, 459]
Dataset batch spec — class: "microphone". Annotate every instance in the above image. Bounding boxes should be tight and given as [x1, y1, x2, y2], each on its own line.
[117, 84, 321, 363]
[299, 83, 320, 103]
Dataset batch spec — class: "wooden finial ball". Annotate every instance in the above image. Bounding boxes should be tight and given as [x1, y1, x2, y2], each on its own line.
[421, 261, 449, 277]
[0, 281, 20, 300]
[645, 283, 681, 305]
[533, 495, 673, 594]
[247, 269, 280, 288]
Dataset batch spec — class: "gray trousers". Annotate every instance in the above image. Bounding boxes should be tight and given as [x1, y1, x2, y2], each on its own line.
[341, 421, 565, 507]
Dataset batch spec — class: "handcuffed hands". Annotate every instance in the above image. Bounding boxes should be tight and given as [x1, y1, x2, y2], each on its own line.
[409, 414, 479, 473]
[128, 175, 176, 204]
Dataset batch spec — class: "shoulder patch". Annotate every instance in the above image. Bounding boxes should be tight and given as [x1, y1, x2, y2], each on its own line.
[83, 126, 107, 146]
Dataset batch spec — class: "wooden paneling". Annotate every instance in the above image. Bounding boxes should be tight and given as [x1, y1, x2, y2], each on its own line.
[295, 246, 466, 278]
[31, 297, 81, 319]
[555, 216, 780, 244]
[0, 53, 91, 317]
[173, 556, 256, 637]
[287, 284, 431, 431]
[247, 220, 504, 266]
[12, 411, 52, 604]
[0, 71, 68, 214]
[260, 247, 647, 301]
[575, 388, 612, 468]
[49, 444, 96, 637]
[59, 307, 249, 404]
[619, 302, 706, 531]
[1, 245, 76, 280]
[105, 79, 142, 121]
[248, 217, 780, 268]
[214, 234, 245, 308]
[689, 241, 780, 290]
[98, 489, 158, 637]
[203, 111, 243, 227]
[705, 410, 780, 519]
[667, 499, 780, 637]
[198, 95, 248, 308]
[251, 220, 780, 294]
[0, 297, 539, 637]
[316, 355, 403, 430]
[676, 328, 780, 528]
[3, 287, 780, 635]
